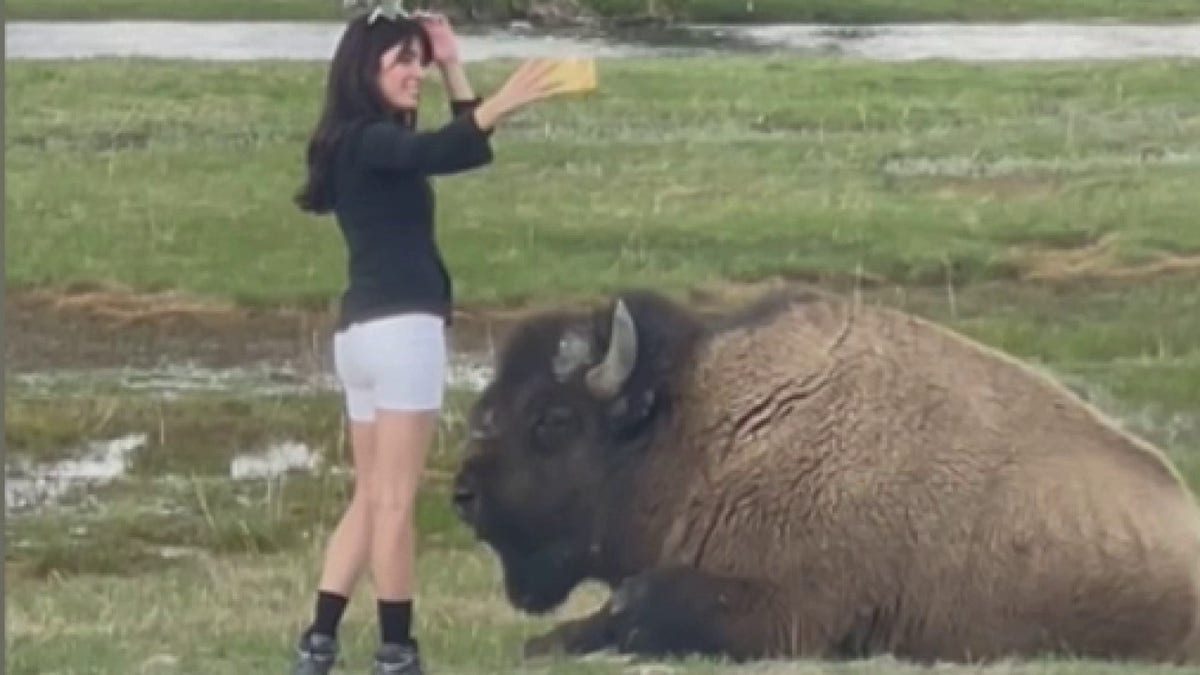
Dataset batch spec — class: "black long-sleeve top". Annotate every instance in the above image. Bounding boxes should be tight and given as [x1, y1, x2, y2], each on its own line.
[330, 99, 493, 331]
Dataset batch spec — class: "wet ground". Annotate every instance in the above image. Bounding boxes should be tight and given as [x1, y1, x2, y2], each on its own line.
[6, 20, 1200, 61]
[3, 285, 516, 374]
[5, 433, 148, 513]
[4, 271, 801, 514]
[2, 286, 503, 512]
[708, 22, 1200, 61]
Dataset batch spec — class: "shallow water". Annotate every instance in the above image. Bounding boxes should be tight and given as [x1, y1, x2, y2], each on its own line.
[6, 355, 492, 512]
[229, 441, 321, 481]
[703, 22, 1200, 61]
[10, 352, 495, 398]
[6, 436, 338, 512]
[5, 434, 148, 513]
[6, 20, 1200, 61]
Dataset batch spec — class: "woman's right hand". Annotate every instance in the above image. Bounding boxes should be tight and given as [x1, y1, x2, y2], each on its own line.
[473, 59, 568, 131]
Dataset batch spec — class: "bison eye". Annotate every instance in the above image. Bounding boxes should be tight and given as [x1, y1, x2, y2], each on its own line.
[533, 405, 581, 445]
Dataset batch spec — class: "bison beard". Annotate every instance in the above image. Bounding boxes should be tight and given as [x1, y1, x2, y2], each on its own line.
[493, 538, 588, 614]
[455, 471, 592, 613]
[455, 287, 1200, 667]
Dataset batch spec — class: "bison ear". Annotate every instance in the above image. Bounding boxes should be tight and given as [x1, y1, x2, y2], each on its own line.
[586, 299, 638, 399]
[553, 329, 593, 382]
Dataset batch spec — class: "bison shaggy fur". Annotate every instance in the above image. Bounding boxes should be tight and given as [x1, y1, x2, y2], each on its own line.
[451, 287, 1200, 666]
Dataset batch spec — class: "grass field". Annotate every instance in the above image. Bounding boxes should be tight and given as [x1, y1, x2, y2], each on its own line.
[6, 55, 1200, 673]
[5, 0, 1200, 22]
[8, 58, 1200, 306]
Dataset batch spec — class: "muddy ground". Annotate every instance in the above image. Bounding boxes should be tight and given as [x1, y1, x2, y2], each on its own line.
[4, 281, 782, 375]
[6, 288, 322, 373]
[10, 262, 1192, 376]
[4, 285, 534, 375]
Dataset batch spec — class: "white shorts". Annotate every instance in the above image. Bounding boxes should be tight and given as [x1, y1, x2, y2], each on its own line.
[332, 313, 447, 422]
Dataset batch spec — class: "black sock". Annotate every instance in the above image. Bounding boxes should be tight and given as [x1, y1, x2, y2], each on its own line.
[378, 599, 413, 645]
[312, 591, 349, 638]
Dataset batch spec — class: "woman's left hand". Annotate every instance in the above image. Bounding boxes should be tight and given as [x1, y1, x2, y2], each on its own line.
[420, 13, 461, 65]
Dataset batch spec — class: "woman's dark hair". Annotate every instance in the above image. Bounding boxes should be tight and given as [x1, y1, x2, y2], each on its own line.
[295, 13, 433, 214]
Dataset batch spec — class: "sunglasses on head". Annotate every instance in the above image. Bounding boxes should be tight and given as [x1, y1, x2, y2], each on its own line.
[368, 4, 407, 23]
[344, 0, 432, 23]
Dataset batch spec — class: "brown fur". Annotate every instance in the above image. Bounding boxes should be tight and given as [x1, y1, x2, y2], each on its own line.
[457, 288, 1200, 664]
[618, 291, 1200, 663]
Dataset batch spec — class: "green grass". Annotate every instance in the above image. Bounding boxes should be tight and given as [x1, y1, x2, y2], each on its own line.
[8, 554, 1200, 675]
[19, 549, 1196, 675]
[5, 0, 1200, 22]
[6, 58, 1200, 307]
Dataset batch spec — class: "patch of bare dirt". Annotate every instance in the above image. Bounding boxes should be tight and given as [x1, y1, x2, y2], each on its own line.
[1008, 234, 1200, 282]
[928, 175, 1063, 201]
[5, 284, 319, 373]
[3, 283, 542, 374]
[3, 279, 826, 374]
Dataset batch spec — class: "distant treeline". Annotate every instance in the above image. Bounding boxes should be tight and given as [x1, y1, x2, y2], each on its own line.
[465, 0, 1200, 24]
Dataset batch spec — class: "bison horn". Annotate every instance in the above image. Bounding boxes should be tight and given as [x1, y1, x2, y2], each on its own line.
[586, 299, 638, 398]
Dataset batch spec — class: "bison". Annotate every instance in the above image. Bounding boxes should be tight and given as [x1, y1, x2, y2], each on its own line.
[450, 287, 1200, 665]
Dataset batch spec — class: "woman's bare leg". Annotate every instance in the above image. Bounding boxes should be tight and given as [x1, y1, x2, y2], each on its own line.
[292, 418, 378, 674]
[316, 419, 377, 596]
[369, 409, 437, 645]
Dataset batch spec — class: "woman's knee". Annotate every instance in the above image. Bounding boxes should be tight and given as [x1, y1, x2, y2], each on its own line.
[366, 476, 420, 515]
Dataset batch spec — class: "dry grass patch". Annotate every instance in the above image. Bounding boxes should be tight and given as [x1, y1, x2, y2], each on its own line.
[1007, 233, 1200, 282]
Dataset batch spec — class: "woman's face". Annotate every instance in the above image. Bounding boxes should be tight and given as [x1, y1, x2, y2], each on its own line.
[377, 39, 426, 110]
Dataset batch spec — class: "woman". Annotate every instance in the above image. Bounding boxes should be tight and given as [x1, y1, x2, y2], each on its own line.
[291, 8, 568, 675]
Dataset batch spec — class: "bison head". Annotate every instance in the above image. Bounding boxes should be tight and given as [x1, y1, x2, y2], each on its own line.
[451, 291, 702, 614]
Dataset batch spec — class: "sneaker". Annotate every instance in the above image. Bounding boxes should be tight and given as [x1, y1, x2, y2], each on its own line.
[292, 630, 338, 675]
[371, 640, 423, 675]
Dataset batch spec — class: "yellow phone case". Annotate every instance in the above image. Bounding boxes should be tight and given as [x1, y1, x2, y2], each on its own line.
[548, 58, 598, 94]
